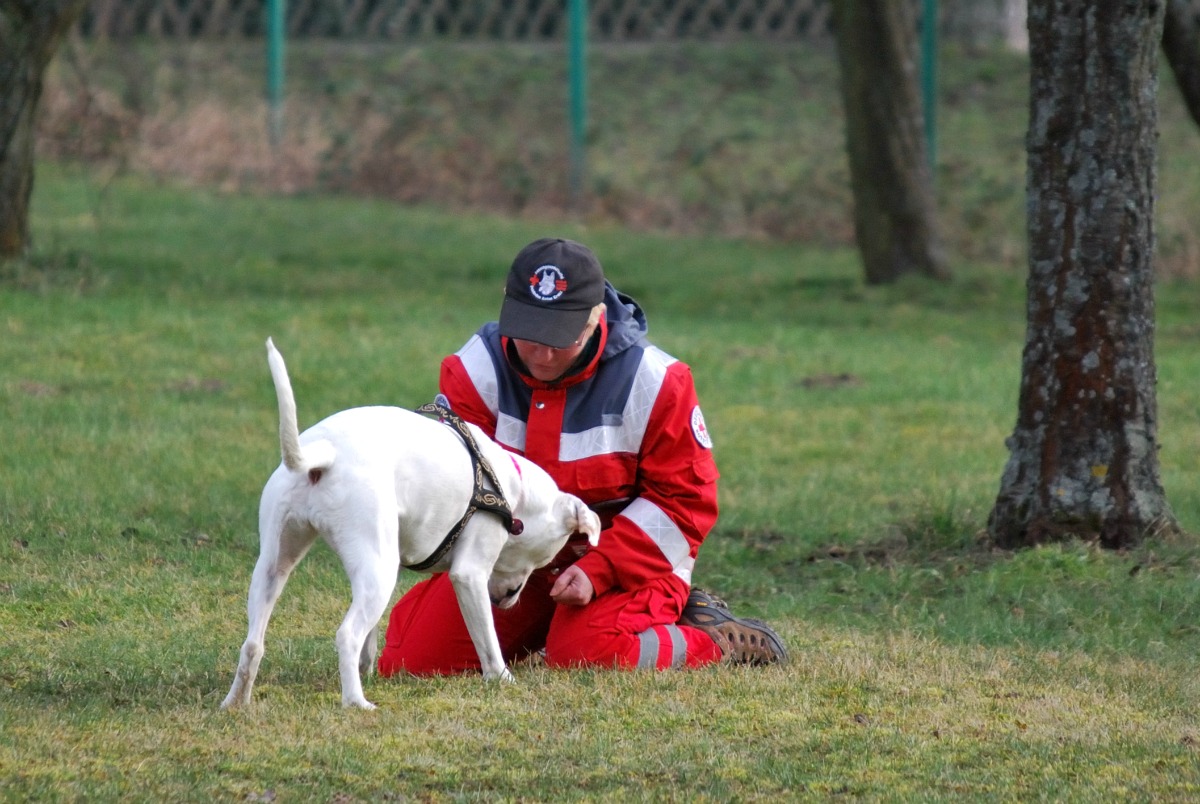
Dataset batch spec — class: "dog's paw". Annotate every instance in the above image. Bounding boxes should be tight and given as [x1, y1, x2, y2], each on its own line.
[220, 685, 250, 710]
[483, 667, 516, 684]
[573, 499, 602, 546]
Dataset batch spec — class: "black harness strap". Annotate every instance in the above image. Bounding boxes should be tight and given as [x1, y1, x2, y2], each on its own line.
[402, 403, 523, 572]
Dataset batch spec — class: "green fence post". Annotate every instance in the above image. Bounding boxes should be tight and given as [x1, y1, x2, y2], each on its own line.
[267, 0, 286, 148]
[568, 0, 588, 209]
[921, 0, 937, 177]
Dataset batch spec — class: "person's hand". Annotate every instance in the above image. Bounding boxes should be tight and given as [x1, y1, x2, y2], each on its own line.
[549, 564, 595, 606]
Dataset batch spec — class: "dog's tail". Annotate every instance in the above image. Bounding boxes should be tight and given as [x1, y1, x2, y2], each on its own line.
[266, 338, 335, 477]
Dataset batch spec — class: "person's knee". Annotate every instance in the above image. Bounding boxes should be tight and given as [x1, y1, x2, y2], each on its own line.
[379, 575, 480, 677]
[378, 642, 477, 677]
[544, 631, 635, 670]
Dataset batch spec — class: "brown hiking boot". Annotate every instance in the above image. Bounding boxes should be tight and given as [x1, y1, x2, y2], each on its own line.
[679, 588, 787, 665]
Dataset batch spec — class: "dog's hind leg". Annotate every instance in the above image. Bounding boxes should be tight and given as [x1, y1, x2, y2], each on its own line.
[358, 624, 378, 678]
[221, 518, 317, 709]
[331, 519, 400, 710]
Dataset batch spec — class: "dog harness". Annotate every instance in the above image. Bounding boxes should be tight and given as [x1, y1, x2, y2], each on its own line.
[402, 402, 524, 572]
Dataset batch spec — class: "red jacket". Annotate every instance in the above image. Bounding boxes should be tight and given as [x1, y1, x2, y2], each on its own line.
[436, 284, 719, 596]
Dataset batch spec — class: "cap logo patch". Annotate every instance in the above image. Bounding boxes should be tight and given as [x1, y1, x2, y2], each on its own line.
[691, 406, 713, 449]
[529, 264, 568, 302]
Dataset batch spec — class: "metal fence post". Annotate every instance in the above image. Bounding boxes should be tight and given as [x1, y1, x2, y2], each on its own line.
[568, 0, 587, 209]
[267, 0, 286, 148]
[921, 0, 937, 178]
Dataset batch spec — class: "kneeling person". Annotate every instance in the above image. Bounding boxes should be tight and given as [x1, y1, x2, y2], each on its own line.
[379, 238, 786, 675]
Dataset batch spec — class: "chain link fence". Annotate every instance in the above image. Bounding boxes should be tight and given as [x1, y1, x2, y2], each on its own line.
[78, 0, 1026, 46]
[44, 1, 1097, 270]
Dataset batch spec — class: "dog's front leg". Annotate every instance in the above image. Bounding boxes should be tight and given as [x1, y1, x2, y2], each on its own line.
[448, 565, 514, 683]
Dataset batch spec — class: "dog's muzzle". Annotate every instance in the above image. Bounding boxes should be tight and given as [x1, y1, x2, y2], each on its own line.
[492, 581, 525, 607]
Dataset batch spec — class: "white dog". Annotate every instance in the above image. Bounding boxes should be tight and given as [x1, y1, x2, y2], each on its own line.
[221, 339, 600, 710]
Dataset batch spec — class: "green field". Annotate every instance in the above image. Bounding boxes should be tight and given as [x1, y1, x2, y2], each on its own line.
[3, 165, 1199, 800]
[4, 39, 1200, 800]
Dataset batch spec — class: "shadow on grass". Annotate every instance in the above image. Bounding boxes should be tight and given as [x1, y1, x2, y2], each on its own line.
[715, 508, 1200, 660]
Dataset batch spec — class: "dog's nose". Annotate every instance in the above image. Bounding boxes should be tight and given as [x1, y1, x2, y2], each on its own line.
[492, 582, 524, 608]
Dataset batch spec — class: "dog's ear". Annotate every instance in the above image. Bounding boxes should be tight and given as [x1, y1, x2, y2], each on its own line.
[552, 494, 602, 546]
[572, 498, 602, 546]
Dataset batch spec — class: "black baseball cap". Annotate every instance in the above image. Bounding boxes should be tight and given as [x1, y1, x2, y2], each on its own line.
[499, 238, 606, 349]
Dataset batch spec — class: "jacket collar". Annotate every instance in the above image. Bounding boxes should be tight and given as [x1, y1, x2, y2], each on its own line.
[502, 316, 609, 390]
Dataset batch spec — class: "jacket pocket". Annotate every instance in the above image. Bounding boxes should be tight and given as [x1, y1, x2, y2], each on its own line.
[573, 457, 636, 505]
[691, 454, 720, 484]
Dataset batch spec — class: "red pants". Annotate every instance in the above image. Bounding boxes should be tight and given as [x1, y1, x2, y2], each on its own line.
[378, 569, 722, 675]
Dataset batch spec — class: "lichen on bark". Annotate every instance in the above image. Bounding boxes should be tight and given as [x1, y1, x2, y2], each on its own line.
[988, 1, 1178, 549]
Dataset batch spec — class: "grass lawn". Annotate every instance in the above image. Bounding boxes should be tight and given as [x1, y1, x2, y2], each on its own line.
[1, 163, 1199, 800]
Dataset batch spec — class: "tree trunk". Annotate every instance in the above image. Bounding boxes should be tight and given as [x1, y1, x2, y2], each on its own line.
[831, 0, 950, 285]
[988, 2, 1176, 550]
[0, 1, 89, 259]
[1163, 0, 1200, 128]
